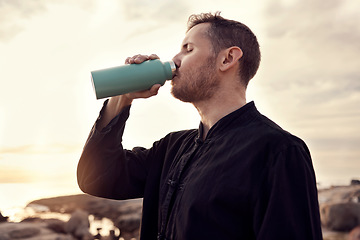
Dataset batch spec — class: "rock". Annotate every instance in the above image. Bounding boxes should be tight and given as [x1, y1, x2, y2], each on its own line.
[0, 221, 75, 240]
[319, 184, 360, 234]
[45, 218, 67, 234]
[0, 234, 10, 240]
[65, 209, 93, 240]
[115, 213, 141, 233]
[20, 217, 43, 223]
[8, 227, 41, 238]
[115, 213, 141, 240]
[117, 201, 142, 216]
[349, 226, 360, 240]
[28, 194, 142, 222]
[114, 199, 142, 237]
[351, 180, 360, 186]
[19, 217, 67, 234]
[321, 202, 360, 231]
[318, 185, 360, 204]
[0, 212, 8, 223]
[108, 230, 120, 240]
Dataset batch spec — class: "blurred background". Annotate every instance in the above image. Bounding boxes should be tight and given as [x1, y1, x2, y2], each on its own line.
[1, 0, 359, 215]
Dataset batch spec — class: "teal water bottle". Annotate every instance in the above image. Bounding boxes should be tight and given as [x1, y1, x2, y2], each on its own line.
[91, 59, 176, 99]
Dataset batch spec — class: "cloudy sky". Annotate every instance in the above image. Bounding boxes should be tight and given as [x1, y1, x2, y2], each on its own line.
[0, 0, 359, 210]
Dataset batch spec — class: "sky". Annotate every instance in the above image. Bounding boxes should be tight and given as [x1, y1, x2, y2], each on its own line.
[0, 0, 359, 210]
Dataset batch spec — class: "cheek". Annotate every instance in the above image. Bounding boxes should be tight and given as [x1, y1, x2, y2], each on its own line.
[180, 55, 201, 70]
[179, 58, 191, 70]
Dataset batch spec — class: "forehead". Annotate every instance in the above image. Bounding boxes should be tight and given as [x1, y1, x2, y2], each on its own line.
[182, 23, 211, 45]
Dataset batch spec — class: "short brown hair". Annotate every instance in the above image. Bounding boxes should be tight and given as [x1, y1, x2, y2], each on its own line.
[187, 12, 261, 86]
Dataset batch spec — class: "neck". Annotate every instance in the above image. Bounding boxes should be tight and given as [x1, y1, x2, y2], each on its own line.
[193, 89, 246, 140]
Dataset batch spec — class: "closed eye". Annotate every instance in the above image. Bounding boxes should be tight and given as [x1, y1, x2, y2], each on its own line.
[182, 43, 194, 53]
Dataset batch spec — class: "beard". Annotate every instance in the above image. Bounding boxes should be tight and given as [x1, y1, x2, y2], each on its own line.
[171, 56, 220, 103]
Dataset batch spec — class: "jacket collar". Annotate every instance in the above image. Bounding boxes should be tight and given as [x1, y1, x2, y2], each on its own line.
[197, 101, 258, 141]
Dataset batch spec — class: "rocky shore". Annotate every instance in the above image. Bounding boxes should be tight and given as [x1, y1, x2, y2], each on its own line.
[0, 180, 359, 240]
[319, 180, 360, 240]
[0, 195, 142, 240]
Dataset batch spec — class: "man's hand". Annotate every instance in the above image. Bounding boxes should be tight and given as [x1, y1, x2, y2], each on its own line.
[125, 53, 159, 64]
[122, 54, 161, 101]
[98, 54, 161, 130]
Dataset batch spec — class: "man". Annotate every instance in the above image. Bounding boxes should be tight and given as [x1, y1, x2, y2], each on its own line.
[78, 12, 323, 240]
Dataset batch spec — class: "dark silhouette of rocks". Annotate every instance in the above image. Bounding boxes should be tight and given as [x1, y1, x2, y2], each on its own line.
[1, 179, 360, 240]
[65, 209, 93, 239]
[319, 180, 360, 239]
[8, 227, 40, 238]
[351, 180, 360, 186]
[321, 202, 360, 231]
[0, 222, 71, 240]
[27, 194, 142, 239]
[0, 212, 7, 223]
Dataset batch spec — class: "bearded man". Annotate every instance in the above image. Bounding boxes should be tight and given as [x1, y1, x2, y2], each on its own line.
[77, 12, 323, 240]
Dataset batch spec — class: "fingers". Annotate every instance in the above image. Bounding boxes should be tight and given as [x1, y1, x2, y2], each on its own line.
[149, 54, 160, 60]
[125, 54, 159, 64]
[149, 84, 161, 95]
[126, 84, 161, 100]
[122, 54, 161, 100]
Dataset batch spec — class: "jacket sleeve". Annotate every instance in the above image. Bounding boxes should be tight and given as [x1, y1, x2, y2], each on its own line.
[254, 144, 323, 240]
[77, 100, 158, 200]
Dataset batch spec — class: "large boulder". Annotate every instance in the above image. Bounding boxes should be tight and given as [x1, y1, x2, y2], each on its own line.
[114, 200, 142, 240]
[8, 227, 41, 238]
[65, 209, 93, 240]
[319, 183, 360, 233]
[0, 222, 72, 240]
[321, 202, 360, 232]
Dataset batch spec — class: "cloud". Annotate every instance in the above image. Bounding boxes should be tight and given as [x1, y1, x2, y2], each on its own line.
[121, 0, 190, 23]
[0, 0, 95, 41]
[0, 0, 46, 17]
[260, 0, 360, 185]
[264, 0, 359, 76]
[117, 0, 191, 43]
[0, 0, 46, 41]
[261, 0, 360, 116]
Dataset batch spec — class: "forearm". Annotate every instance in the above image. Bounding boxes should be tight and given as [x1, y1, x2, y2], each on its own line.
[77, 103, 130, 198]
[77, 104, 148, 200]
[78, 53, 162, 198]
[97, 95, 133, 130]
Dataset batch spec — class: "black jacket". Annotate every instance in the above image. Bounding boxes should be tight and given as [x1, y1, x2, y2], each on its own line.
[77, 101, 323, 240]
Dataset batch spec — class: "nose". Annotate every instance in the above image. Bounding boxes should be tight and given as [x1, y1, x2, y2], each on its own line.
[172, 53, 181, 69]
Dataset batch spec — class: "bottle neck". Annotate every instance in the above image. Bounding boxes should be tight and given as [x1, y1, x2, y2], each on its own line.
[168, 60, 177, 73]
[164, 60, 177, 79]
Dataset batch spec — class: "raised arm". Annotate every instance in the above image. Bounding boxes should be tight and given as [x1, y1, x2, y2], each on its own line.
[97, 54, 161, 130]
[77, 54, 163, 200]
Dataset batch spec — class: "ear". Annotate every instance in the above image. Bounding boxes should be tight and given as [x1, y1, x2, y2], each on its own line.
[219, 47, 243, 72]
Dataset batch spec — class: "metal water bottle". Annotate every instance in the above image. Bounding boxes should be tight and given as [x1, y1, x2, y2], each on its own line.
[91, 59, 176, 99]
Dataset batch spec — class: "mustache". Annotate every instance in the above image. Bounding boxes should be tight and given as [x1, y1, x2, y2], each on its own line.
[172, 70, 180, 78]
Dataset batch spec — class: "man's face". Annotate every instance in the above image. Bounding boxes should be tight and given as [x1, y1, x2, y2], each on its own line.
[171, 23, 220, 103]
